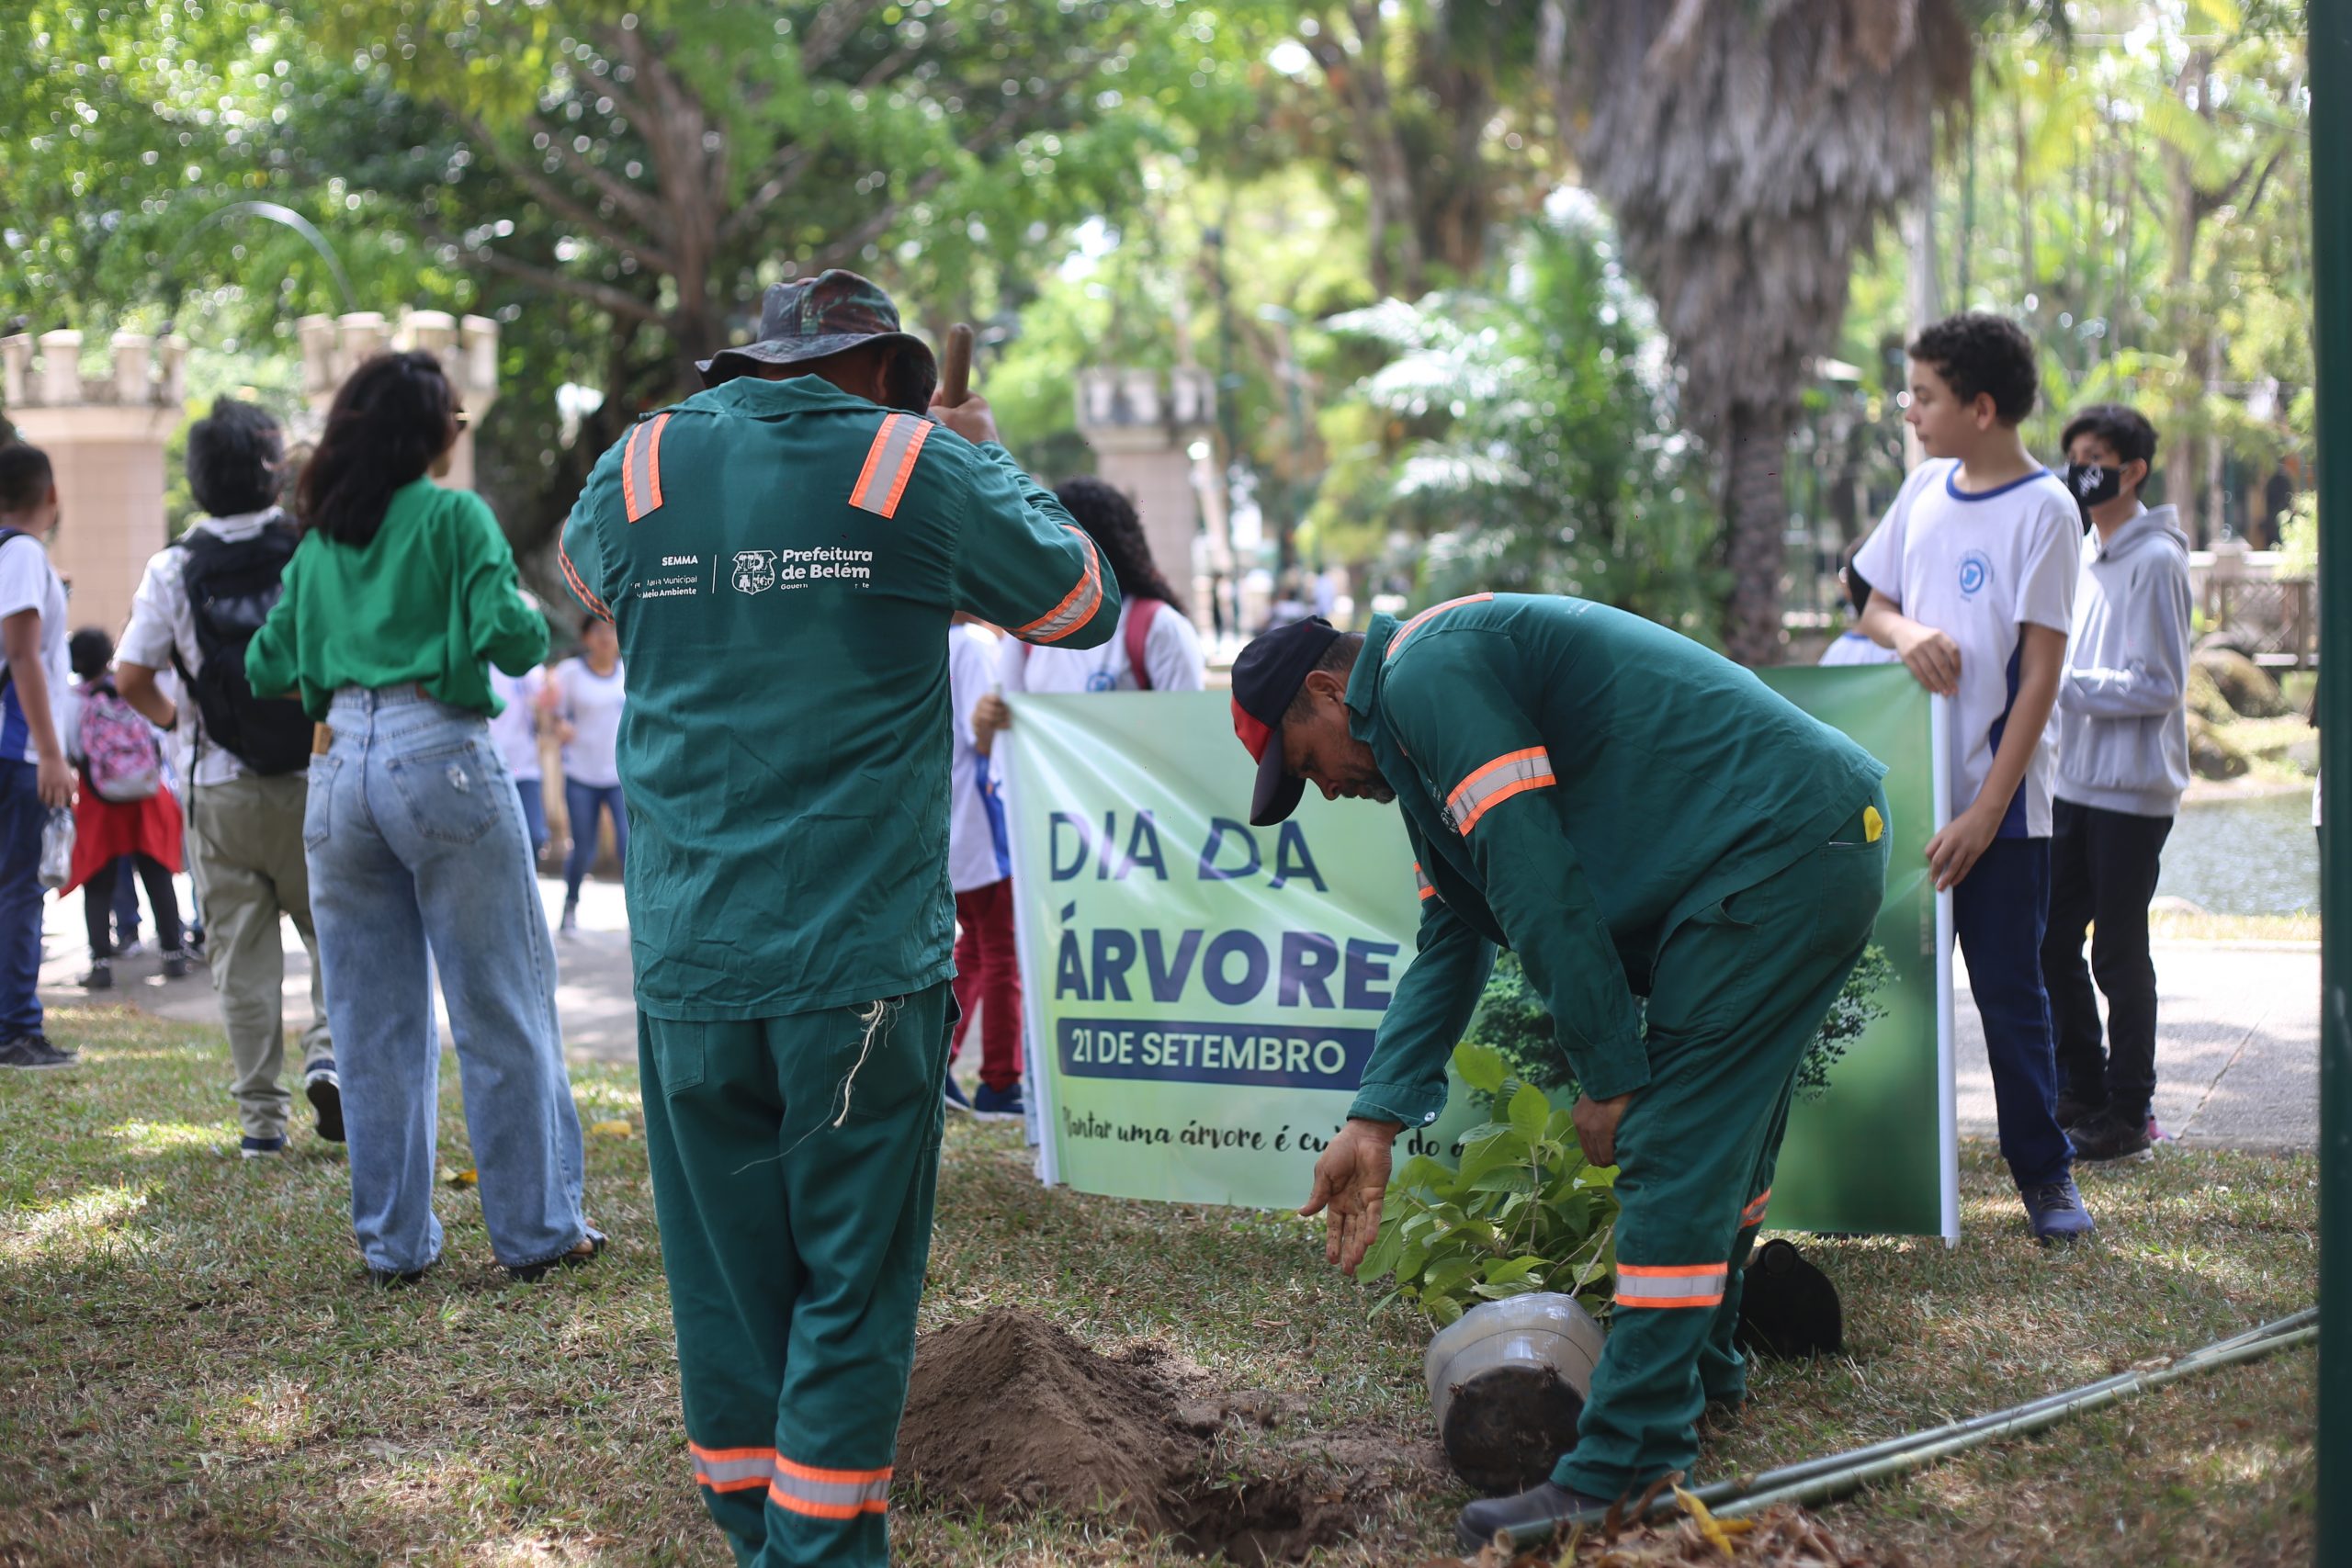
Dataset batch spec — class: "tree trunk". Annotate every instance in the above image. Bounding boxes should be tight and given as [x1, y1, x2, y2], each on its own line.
[1723, 403, 1790, 666]
[2165, 50, 2214, 544]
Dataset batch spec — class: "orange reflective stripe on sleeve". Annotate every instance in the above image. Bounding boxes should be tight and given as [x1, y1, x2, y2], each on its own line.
[849, 412, 933, 519]
[1445, 747, 1556, 835]
[623, 413, 671, 524]
[688, 1441, 776, 1494]
[1615, 1262, 1728, 1309]
[767, 1455, 892, 1520]
[1739, 1188, 1771, 1229]
[1014, 527, 1104, 645]
[1414, 861, 1437, 903]
[557, 539, 612, 624]
[1385, 592, 1493, 660]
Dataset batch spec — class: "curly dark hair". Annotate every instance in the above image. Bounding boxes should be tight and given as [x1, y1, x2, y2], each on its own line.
[297, 351, 456, 547]
[1908, 312, 2039, 426]
[2060, 403, 2158, 468]
[187, 397, 286, 517]
[1053, 474, 1187, 615]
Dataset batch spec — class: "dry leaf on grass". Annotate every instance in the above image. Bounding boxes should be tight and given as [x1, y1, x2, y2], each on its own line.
[1440, 1489, 1911, 1567]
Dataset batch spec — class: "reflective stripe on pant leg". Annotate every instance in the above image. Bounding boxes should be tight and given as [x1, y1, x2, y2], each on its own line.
[690, 1441, 777, 1494]
[1614, 1262, 1729, 1309]
[768, 1456, 891, 1519]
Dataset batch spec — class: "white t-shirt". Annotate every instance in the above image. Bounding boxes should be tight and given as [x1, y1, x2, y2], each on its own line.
[946, 624, 1012, 894]
[117, 508, 287, 787]
[997, 598, 1206, 695]
[1851, 458, 2079, 836]
[489, 666, 547, 781]
[0, 532, 71, 767]
[552, 657, 627, 788]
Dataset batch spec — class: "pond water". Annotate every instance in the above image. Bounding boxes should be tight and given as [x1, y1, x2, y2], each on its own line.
[2154, 787, 2317, 915]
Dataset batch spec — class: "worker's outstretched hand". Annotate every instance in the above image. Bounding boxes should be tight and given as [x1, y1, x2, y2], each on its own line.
[1299, 1117, 1401, 1276]
[1572, 1091, 1633, 1168]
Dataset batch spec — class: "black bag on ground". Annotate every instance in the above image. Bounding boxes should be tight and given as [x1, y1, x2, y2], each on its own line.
[172, 522, 313, 776]
[1735, 1238, 1845, 1359]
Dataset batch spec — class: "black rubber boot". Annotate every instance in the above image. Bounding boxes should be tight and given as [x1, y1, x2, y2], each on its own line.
[1454, 1481, 1613, 1553]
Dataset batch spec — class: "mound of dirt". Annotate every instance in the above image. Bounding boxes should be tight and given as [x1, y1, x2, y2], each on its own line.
[898, 1309, 1422, 1562]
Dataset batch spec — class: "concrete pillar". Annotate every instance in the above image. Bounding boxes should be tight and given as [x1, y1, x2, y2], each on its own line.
[1073, 367, 1217, 634]
[0, 330, 187, 640]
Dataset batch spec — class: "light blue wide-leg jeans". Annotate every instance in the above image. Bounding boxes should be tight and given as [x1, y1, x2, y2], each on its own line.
[306, 685, 589, 1275]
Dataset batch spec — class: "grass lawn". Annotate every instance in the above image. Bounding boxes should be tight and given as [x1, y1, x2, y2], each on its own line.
[0, 1010, 2317, 1565]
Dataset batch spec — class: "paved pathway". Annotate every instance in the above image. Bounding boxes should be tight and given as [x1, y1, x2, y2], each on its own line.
[40, 877, 2322, 1150]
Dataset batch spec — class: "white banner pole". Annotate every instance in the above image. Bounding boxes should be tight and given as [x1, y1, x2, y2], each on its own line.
[1931, 694, 1960, 1247]
[998, 705, 1060, 1187]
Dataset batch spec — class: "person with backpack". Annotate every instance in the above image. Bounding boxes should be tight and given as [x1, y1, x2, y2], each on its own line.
[114, 399, 342, 1157]
[62, 626, 187, 990]
[979, 475, 1206, 702]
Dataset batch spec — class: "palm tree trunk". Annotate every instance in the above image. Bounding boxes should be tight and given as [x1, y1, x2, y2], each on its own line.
[1724, 404, 1789, 666]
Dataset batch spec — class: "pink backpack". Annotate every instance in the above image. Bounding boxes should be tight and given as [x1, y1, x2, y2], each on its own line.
[80, 683, 163, 803]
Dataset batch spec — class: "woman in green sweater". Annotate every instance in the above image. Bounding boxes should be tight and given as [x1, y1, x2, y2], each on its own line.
[249, 351, 598, 1286]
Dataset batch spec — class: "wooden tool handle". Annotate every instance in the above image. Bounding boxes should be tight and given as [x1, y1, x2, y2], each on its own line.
[941, 322, 976, 407]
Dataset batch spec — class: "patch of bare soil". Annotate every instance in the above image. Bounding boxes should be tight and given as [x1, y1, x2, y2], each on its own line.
[897, 1308, 1441, 1562]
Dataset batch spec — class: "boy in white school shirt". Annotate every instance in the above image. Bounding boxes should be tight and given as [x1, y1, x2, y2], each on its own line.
[1853, 311, 2091, 1244]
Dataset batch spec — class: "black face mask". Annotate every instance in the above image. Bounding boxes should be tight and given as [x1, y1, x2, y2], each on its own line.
[2065, 461, 2123, 531]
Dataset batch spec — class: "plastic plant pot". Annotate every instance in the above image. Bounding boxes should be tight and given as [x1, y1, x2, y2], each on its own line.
[1424, 1292, 1606, 1495]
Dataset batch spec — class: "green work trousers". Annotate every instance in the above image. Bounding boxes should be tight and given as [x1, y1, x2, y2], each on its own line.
[1554, 789, 1889, 1499]
[639, 982, 951, 1568]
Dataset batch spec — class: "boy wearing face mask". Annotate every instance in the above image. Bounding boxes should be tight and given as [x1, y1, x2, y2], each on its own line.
[2041, 404, 2191, 1164]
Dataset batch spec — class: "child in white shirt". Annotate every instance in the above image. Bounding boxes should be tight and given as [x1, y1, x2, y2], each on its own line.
[1853, 311, 2090, 1244]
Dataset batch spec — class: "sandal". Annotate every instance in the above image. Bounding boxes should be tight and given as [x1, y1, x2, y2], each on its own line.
[507, 1232, 606, 1283]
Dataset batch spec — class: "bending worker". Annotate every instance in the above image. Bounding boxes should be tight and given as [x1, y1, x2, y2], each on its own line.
[560, 270, 1116, 1567]
[1227, 596, 1889, 1551]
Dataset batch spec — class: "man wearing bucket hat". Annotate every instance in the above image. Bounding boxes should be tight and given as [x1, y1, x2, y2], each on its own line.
[1228, 597, 1889, 1550]
[560, 269, 1118, 1567]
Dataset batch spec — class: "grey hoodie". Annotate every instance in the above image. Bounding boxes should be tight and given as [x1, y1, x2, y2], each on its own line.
[2053, 503, 2192, 817]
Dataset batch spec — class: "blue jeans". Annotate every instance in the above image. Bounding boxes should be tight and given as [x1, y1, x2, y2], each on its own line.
[562, 777, 628, 903]
[1953, 835, 2075, 1189]
[110, 854, 141, 945]
[306, 686, 589, 1274]
[0, 761, 43, 1040]
[514, 777, 550, 861]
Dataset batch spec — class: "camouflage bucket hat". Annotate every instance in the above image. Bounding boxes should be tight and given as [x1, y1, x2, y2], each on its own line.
[696, 269, 939, 388]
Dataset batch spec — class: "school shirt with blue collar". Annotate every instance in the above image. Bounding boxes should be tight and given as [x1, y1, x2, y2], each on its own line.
[1851, 458, 2078, 837]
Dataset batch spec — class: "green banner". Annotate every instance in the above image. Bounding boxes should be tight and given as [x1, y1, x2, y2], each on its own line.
[1003, 666, 1953, 1237]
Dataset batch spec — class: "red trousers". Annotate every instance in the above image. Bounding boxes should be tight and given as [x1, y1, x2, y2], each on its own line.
[950, 878, 1023, 1092]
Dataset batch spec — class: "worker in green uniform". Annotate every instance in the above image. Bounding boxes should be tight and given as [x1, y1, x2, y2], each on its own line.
[1226, 595, 1890, 1551]
[559, 271, 1118, 1568]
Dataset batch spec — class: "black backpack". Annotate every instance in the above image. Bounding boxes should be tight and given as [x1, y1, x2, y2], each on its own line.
[171, 522, 314, 776]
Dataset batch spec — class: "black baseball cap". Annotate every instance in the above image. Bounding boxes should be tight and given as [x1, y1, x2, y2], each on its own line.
[1229, 616, 1341, 827]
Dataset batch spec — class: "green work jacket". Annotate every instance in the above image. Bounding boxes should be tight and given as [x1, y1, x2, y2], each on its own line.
[559, 375, 1118, 1020]
[1346, 594, 1886, 1126]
